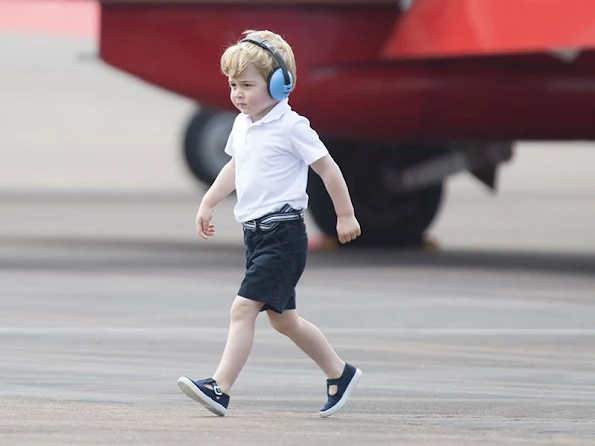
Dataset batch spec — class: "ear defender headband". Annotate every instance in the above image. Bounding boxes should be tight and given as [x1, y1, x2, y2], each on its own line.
[240, 35, 294, 101]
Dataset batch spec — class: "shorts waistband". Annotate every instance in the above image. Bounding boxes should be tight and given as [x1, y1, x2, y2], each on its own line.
[242, 204, 304, 232]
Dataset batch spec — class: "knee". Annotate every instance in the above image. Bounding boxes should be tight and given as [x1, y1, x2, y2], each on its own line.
[269, 313, 299, 336]
[229, 297, 260, 323]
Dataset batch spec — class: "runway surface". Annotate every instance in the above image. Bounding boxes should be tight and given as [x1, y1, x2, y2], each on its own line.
[2, 225, 595, 446]
[2, 17, 595, 446]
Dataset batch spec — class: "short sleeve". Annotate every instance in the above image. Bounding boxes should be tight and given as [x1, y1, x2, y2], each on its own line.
[290, 118, 329, 165]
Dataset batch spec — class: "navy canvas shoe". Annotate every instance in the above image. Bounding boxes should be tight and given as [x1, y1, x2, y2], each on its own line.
[319, 363, 362, 418]
[177, 377, 230, 416]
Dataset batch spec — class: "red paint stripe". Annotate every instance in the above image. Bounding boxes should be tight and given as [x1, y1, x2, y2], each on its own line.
[0, 0, 98, 37]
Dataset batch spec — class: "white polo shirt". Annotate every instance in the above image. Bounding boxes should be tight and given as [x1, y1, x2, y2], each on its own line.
[224, 99, 328, 223]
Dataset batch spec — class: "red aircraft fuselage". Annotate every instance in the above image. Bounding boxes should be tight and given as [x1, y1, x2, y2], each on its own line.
[99, 0, 595, 142]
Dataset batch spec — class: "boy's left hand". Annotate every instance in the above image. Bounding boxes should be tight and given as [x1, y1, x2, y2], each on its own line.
[336, 215, 361, 244]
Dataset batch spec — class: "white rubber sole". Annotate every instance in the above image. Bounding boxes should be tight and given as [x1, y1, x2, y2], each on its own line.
[319, 368, 363, 418]
[177, 376, 227, 416]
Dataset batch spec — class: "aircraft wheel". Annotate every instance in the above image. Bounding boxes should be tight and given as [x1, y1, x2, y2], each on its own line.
[307, 141, 444, 248]
[183, 108, 234, 186]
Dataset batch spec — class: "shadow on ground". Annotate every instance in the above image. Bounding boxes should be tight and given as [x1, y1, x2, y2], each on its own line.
[2, 236, 594, 277]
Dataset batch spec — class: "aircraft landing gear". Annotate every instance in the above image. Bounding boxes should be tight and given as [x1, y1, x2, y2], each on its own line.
[183, 108, 234, 186]
[181, 109, 445, 248]
[307, 140, 444, 247]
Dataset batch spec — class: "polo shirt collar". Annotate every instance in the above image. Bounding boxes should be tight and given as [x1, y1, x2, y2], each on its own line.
[243, 99, 291, 125]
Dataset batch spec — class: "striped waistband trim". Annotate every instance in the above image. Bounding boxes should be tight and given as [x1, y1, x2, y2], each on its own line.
[242, 205, 304, 231]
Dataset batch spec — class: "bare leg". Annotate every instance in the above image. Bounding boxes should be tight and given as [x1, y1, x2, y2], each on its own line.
[267, 309, 345, 394]
[211, 296, 263, 394]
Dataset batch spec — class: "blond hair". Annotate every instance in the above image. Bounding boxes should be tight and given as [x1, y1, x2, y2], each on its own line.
[220, 29, 297, 91]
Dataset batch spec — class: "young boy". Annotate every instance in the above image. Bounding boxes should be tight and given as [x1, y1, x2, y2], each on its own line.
[177, 29, 362, 418]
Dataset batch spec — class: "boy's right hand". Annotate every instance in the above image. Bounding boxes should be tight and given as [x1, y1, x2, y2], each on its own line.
[196, 204, 216, 239]
[336, 214, 361, 244]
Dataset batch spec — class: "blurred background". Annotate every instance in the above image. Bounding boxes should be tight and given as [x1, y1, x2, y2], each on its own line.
[1, 0, 594, 253]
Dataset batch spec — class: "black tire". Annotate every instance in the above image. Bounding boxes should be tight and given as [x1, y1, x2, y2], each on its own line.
[307, 140, 444, 248]
[183, 108, 235, 186]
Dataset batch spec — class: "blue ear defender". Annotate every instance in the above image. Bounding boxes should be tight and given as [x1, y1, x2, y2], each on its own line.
[240, 36, 294, 101]
[268, 68, 294, 101]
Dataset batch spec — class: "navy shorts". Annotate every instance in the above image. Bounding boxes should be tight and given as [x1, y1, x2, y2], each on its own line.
[238, 218, 308, 314]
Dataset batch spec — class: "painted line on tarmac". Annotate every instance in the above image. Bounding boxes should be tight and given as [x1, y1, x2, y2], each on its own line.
[1, 327, 595, 336]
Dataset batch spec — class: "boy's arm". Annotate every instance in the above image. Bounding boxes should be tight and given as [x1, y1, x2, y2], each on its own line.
[310, 155, 353, 217]
[195, 158, 236, 238]
[200, 157, 236, 208]
[310, 155, 361, 243]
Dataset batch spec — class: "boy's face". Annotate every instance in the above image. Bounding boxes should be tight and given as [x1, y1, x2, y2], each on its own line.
[228, 64, 277, 122]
